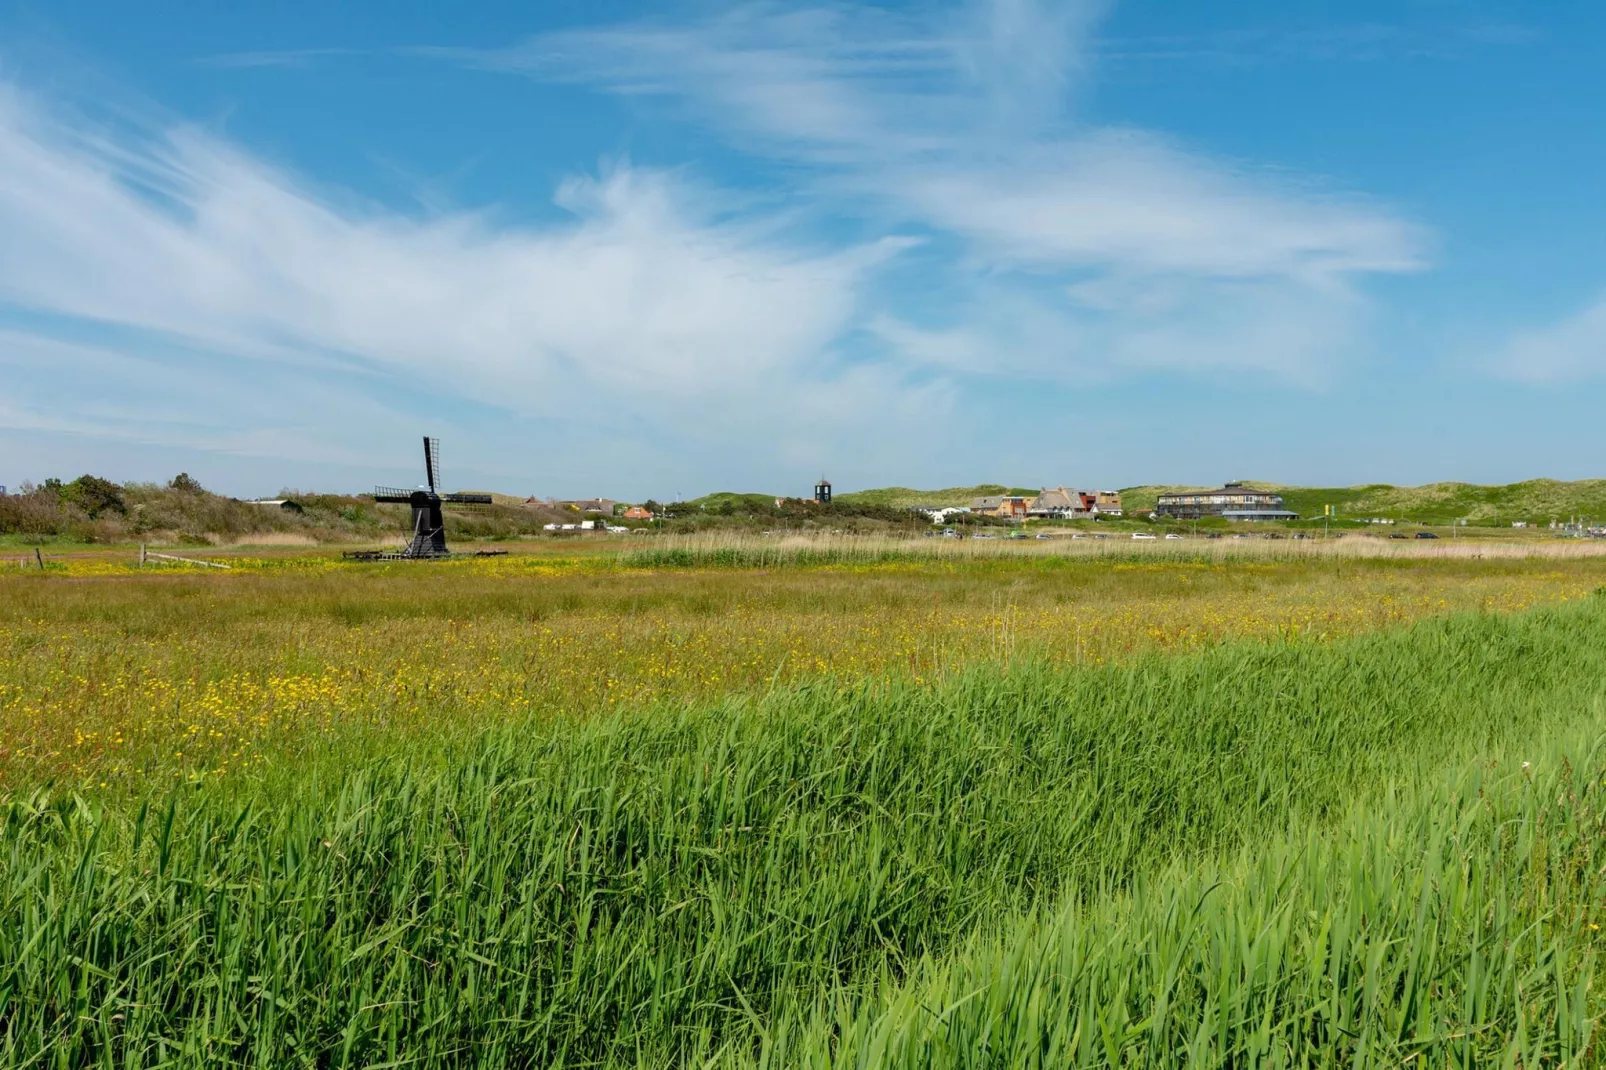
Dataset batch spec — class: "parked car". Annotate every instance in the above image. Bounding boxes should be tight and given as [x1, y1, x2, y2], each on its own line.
[1164, 533, 1184, 540]
[973, 533, 996, 539]
[1390, 533, 1410, 539]
[1415, 531, 1440, 539]
[1007, 531, 1027, 540]
[1071, 533, 1088, 540]
[1093, 534, 1109, 540]
[1132, 532, 1157, 540]
[941, 528, 959, 538]
[1034, 533, 1053, 540]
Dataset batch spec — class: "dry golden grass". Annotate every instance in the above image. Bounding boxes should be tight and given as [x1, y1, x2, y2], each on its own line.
[222, 531, 322, 547]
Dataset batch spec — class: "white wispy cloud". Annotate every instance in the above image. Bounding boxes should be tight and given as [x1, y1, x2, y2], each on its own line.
[885, 133, 1420, 278]
[448, 0, 1427, 381]
[0, 0, 1439, 491]
[0, 80, 953, 489]
[1498, 294, 1606, 382]
[0, 329, 405, 466]
[0, 85, 916, 404]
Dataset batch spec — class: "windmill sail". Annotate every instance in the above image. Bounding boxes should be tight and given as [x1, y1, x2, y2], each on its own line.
[423, 437, 440, 493]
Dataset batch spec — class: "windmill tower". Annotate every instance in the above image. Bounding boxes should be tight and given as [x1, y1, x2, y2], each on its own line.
[372, 437, 493, 557]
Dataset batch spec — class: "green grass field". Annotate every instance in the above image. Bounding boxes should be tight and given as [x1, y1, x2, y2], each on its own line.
[830, 484, 1041, 509]
[3, 545, 1605, 1066]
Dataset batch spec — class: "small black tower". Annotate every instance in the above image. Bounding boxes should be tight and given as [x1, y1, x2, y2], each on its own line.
[814, 478, 832, 504]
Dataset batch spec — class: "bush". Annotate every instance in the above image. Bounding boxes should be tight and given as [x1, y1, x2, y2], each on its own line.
[0, 487, 74, 536]
[61, 475, 125, 518]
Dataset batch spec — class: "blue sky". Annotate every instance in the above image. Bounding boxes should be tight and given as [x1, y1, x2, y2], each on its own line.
[1, 0, 1603, 499]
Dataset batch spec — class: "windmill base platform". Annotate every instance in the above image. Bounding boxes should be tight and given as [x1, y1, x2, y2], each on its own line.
[342, 549, 509, 562]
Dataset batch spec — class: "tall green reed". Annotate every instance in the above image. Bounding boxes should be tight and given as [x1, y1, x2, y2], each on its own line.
[756, 728, 1604, 1068]
[3, 602, 1605, 1066]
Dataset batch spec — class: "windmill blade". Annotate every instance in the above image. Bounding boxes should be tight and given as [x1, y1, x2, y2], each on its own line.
[422, 436, 440, 492]
[443, 492, 493, 505]
[374, 485, 423, 503]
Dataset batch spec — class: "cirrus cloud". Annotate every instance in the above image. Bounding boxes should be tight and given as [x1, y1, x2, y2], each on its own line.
[448, 0, 1427, 382]
[0, 0, 1439, 494]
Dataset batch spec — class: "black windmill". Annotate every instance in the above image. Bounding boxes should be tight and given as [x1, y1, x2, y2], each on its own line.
[373, 437, 493, 557]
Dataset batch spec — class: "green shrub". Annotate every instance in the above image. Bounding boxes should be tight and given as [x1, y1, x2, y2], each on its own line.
[61, 474, 125, 518]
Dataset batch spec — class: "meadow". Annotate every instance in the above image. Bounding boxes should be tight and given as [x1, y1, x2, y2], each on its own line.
[3, 539, 1605, 1066]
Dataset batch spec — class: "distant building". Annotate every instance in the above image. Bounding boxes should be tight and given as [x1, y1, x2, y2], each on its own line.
[241, 498, 305, 514]
[1029, 487, 1078, 518]
[972, 494, 1030, 518]
[815, 479, 832, 504]
[572, 499, 617, 515]
[623, 505, 654, 520]
[1026, 487, 1122, 519]
[1154, 482, 1296, 521]
[912, 505, 971, 525]
[1090, 490, 1123, 516]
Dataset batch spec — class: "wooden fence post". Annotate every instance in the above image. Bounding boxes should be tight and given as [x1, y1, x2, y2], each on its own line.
[35, 548, 44, 570]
